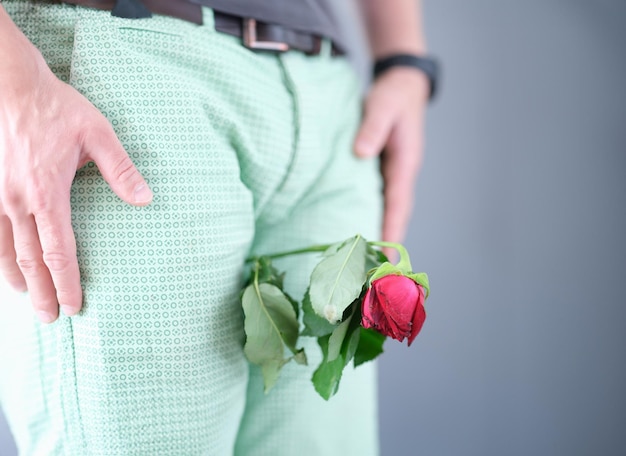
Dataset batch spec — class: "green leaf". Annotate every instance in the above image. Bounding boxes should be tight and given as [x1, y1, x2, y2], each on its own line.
[342, 320, 361, 368]
[309, 235, 369, 324]
[256, 257, 281, 284]
[312, 306, 362, 400]
[260, 360, 286, 393]
[327, 317, 351, 362]
[366, 244, 388, 269]
[327, 303, 363, 363]
[252, 256, 300, 317]
[242, 282, 306, 393]
[321, 240, 343, 257]
[312, 335, 344, 400]
[302, 288, 337, 337]
[354, 328, 386, 367]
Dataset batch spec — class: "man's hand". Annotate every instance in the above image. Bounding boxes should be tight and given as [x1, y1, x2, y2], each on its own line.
[358, 0, 430, 258]
[354, 68, 429, 258]
[0, 7, 152, 323]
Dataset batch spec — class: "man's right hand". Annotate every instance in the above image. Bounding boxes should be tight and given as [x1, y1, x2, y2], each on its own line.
[0, 6, 153, 323]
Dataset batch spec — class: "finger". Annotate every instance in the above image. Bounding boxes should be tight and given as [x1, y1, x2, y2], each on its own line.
[12, 214, 59, 323]
[34, 198, 82, 317]
[0, 214, 27, 291]
[381, 126, 423, 248]
[382, 181, 414, 247]
[83, 121, 153, 206]
[382, 171, 415, 248]
[354, 89, 398, 158]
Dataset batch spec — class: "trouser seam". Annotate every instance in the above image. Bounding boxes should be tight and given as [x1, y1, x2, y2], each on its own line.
[275, 55, 301, 195]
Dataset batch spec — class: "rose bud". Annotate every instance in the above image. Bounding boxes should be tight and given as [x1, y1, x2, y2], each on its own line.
[361, 274, 426, 346]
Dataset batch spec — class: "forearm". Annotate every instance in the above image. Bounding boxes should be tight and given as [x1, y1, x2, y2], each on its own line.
[362, 0, 426, 58]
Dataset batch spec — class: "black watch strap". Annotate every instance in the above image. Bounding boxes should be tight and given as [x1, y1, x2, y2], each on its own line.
[373, 54, 440, 101]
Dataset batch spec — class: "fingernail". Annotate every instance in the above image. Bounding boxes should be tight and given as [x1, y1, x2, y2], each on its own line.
[133, 184, 153, 204]
[37, 311, 56, 324]
[61, 305, 79, 317]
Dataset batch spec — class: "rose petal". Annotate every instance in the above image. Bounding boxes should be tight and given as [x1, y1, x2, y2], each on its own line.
[408, 286, 426, 346]
[361, 287, 375, 326]
[375, 276, 419, 339]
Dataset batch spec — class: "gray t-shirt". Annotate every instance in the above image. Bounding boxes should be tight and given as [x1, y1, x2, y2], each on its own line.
[190, 0, 345, 51]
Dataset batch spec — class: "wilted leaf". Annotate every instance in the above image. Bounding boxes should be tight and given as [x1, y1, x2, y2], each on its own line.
[302, 288, 336, 337]
[242, 282, 305, 392]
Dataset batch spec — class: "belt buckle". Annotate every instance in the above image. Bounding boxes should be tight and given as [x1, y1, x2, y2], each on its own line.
[242, 18, 289, 52]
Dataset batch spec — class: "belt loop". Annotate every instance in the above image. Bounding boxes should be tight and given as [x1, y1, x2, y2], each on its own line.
[201, 6, 215, 30]
[111, 0, 152, 20]
[319, 38, 332, 59]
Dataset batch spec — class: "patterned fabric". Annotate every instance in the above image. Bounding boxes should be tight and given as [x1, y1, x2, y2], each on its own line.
[0, 1, 383, 454]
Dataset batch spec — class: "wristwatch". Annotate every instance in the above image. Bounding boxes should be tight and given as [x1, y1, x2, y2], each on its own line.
[373, 54, 440, 101]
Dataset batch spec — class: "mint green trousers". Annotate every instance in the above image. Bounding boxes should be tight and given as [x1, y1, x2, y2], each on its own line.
[0, 2, 382, 454]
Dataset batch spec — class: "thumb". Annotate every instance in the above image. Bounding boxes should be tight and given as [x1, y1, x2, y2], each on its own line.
[84, 122, 153, 206]
[354, 88, 397, 158]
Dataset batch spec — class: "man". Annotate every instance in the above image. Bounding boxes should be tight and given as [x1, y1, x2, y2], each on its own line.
[0, 0, 434, 453]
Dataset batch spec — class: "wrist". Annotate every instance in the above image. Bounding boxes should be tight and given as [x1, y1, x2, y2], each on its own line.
[373, 53, 440, 101]
[0, 10, 49, 88]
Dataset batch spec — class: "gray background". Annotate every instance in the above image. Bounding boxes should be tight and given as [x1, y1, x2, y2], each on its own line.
[378, 0, 626, 455]
[2, 0, 626, 455]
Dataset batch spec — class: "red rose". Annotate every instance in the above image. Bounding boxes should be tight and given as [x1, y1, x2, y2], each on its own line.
[361, 274, 426, 346]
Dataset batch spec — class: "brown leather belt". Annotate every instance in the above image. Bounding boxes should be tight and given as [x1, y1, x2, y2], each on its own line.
[60, 0, 339, 55]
